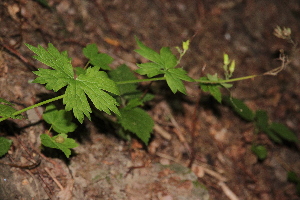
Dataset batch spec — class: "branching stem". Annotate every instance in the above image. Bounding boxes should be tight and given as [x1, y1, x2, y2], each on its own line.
[116, 74, 261, 85]
[0, 73, 261, 122]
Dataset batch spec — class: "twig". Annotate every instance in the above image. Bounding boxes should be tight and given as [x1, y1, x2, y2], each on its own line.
[218, 181, 240, 200]
[45, 167, 64, 191]
[0, 159, 41, 169]
[156, 152, 227, 182]
[36, 170, 54, 199]
[25, 169, 41, 200]
[156, 152, 181, 163]
[153, 124, 172, 140]
[198, 164, 227, 182]
[0, 43, 38, 71]
[168, 113, 192, 154]
[264, 49, 289, 76]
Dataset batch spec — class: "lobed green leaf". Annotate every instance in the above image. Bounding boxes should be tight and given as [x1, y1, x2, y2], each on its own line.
[134, 38, 193, 94]
[26, 43, 74, 92]
[40, 133, 78, 158]
[27, 43, 120, 123]
[165, 68, 193, 94]
[64, 68, 120, 123]
[159, 47, 177, 69]
[134, 37, 162, 64]
[136, 63, 163, 78]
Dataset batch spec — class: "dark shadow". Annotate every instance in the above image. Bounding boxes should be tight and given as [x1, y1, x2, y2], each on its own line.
[153, 81, 194, 115]
[0, 120, 21, 137]
[36, 92, 65, 110]
[89, 111, 119, 138]
[41, 146, 76, 165]
[199, 95, 222, 118]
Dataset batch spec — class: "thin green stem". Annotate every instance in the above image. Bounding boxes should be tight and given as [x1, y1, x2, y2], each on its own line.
[196, 74, 261, 84]
[116, 74, 261, 85]
[116, 77, 166, 85]
[0, 94, 65, 122]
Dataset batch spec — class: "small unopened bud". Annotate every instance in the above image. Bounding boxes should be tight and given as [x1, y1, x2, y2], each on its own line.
[229, 60, 235, 75]
[223, 53, 230, 65]
[182, 40, 190, 51]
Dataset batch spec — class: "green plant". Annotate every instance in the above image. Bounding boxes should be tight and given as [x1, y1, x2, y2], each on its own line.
[224, 97, 299, 160]
[251, 145, 268, 161]
[0, 29, 295, 157]
[287, 171, 300, 196]
[33, 0, 50, 8]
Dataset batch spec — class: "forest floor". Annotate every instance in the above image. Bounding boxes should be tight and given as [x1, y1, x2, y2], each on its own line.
[0, 0, 300, 199]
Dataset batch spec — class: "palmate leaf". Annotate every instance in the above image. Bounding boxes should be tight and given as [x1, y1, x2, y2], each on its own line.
[26, 43, 120, 123]
[64, 67, 120, 122]
[134, 38, 193, 94]
[165, 68, 193, 94]
[134, 37, 162, 64]
[26, 43, 73, 92]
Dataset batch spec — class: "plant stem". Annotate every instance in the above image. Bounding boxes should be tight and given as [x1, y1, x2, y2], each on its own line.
[0, 95, 65, 122]
[116, 77, 166, 85]
[196, 74, 261, 84]
[116, 74, 261, 85]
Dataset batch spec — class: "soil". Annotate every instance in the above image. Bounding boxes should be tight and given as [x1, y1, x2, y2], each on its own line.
[0, 0, 300, 199]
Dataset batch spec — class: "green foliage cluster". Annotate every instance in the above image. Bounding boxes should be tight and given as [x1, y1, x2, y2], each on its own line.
[0, 38, 197, 157]
[224, 97, 299, 160]
[0, 35, 298, 161]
